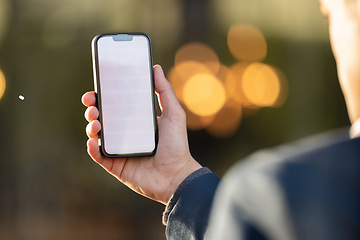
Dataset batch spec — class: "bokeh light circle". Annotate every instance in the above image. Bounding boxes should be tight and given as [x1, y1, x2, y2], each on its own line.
[225, 62, 255, 107]
[227, 23, 267, 62]
[183, 73, 226, 117]
[0, 69, 6, 99]
[241, 63, 281, 107]
[168, 61, 213, 103]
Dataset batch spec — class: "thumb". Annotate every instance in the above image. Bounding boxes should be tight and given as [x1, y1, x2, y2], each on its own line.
[153, 65, 184, 118]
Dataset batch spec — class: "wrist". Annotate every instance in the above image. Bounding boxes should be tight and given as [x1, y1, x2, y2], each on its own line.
[161, 158, 202, 205]
[350, 117, 360, 138]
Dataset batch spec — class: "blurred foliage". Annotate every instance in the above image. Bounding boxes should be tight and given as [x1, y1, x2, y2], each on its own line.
[0, 0, 349, 239]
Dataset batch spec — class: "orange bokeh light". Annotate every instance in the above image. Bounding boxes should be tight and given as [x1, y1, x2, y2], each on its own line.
[175, 42, 220, 75]
[168, 35, 287, 137]
[168, 61, 212, 103]
[227, 23, 267, 62]
[241, 62, 281, 107]
[183, 73, 226, 117]
[0, 69, 6, 100]
[225, 62, 258, 108]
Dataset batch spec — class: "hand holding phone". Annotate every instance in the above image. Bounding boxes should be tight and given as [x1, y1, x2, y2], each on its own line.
[92, 33, 158, 158]
[83, 65, 202, 204]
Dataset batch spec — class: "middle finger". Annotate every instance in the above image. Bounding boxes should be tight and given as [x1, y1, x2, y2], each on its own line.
[85, 106, 99, 122]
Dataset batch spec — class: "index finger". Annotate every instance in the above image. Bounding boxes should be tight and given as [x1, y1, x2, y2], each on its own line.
[82, 91, 96, 107]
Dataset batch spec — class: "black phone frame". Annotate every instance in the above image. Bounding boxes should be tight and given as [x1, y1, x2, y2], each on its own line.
[91, 32, 159, 158]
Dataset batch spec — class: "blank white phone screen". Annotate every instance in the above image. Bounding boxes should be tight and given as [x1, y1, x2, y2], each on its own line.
[96, 35, 156, 155]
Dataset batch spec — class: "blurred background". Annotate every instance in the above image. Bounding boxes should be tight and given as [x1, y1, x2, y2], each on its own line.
[0, 0, 350, 239]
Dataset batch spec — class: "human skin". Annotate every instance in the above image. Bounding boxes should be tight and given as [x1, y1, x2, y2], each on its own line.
[320, 0, 360, 123]
[82, 65, 201, 205]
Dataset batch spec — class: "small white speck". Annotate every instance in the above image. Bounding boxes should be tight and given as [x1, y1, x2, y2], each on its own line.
[19, 95, 25, 100]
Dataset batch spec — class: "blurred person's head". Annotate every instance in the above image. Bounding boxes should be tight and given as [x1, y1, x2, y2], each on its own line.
[320, 0, 360, 123]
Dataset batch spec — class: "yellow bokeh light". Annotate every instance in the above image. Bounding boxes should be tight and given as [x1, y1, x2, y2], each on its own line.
[225, 62, 257, 108]
[200, 64, 243, 137]
[183, 73, 226, 117]
[241, 62, 281, 107]
[168, 61, 212, 103]
[227, 23, 267, 62]
[0, 69, 6, 100]
[169, 36, 286, 136]
[175, 42, 220, 74]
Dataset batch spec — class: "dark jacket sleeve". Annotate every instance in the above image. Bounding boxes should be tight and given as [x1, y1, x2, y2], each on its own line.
[165, 172, 221, 240]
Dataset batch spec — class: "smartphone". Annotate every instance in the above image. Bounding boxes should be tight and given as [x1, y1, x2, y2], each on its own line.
[91, 33, 158, 158]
